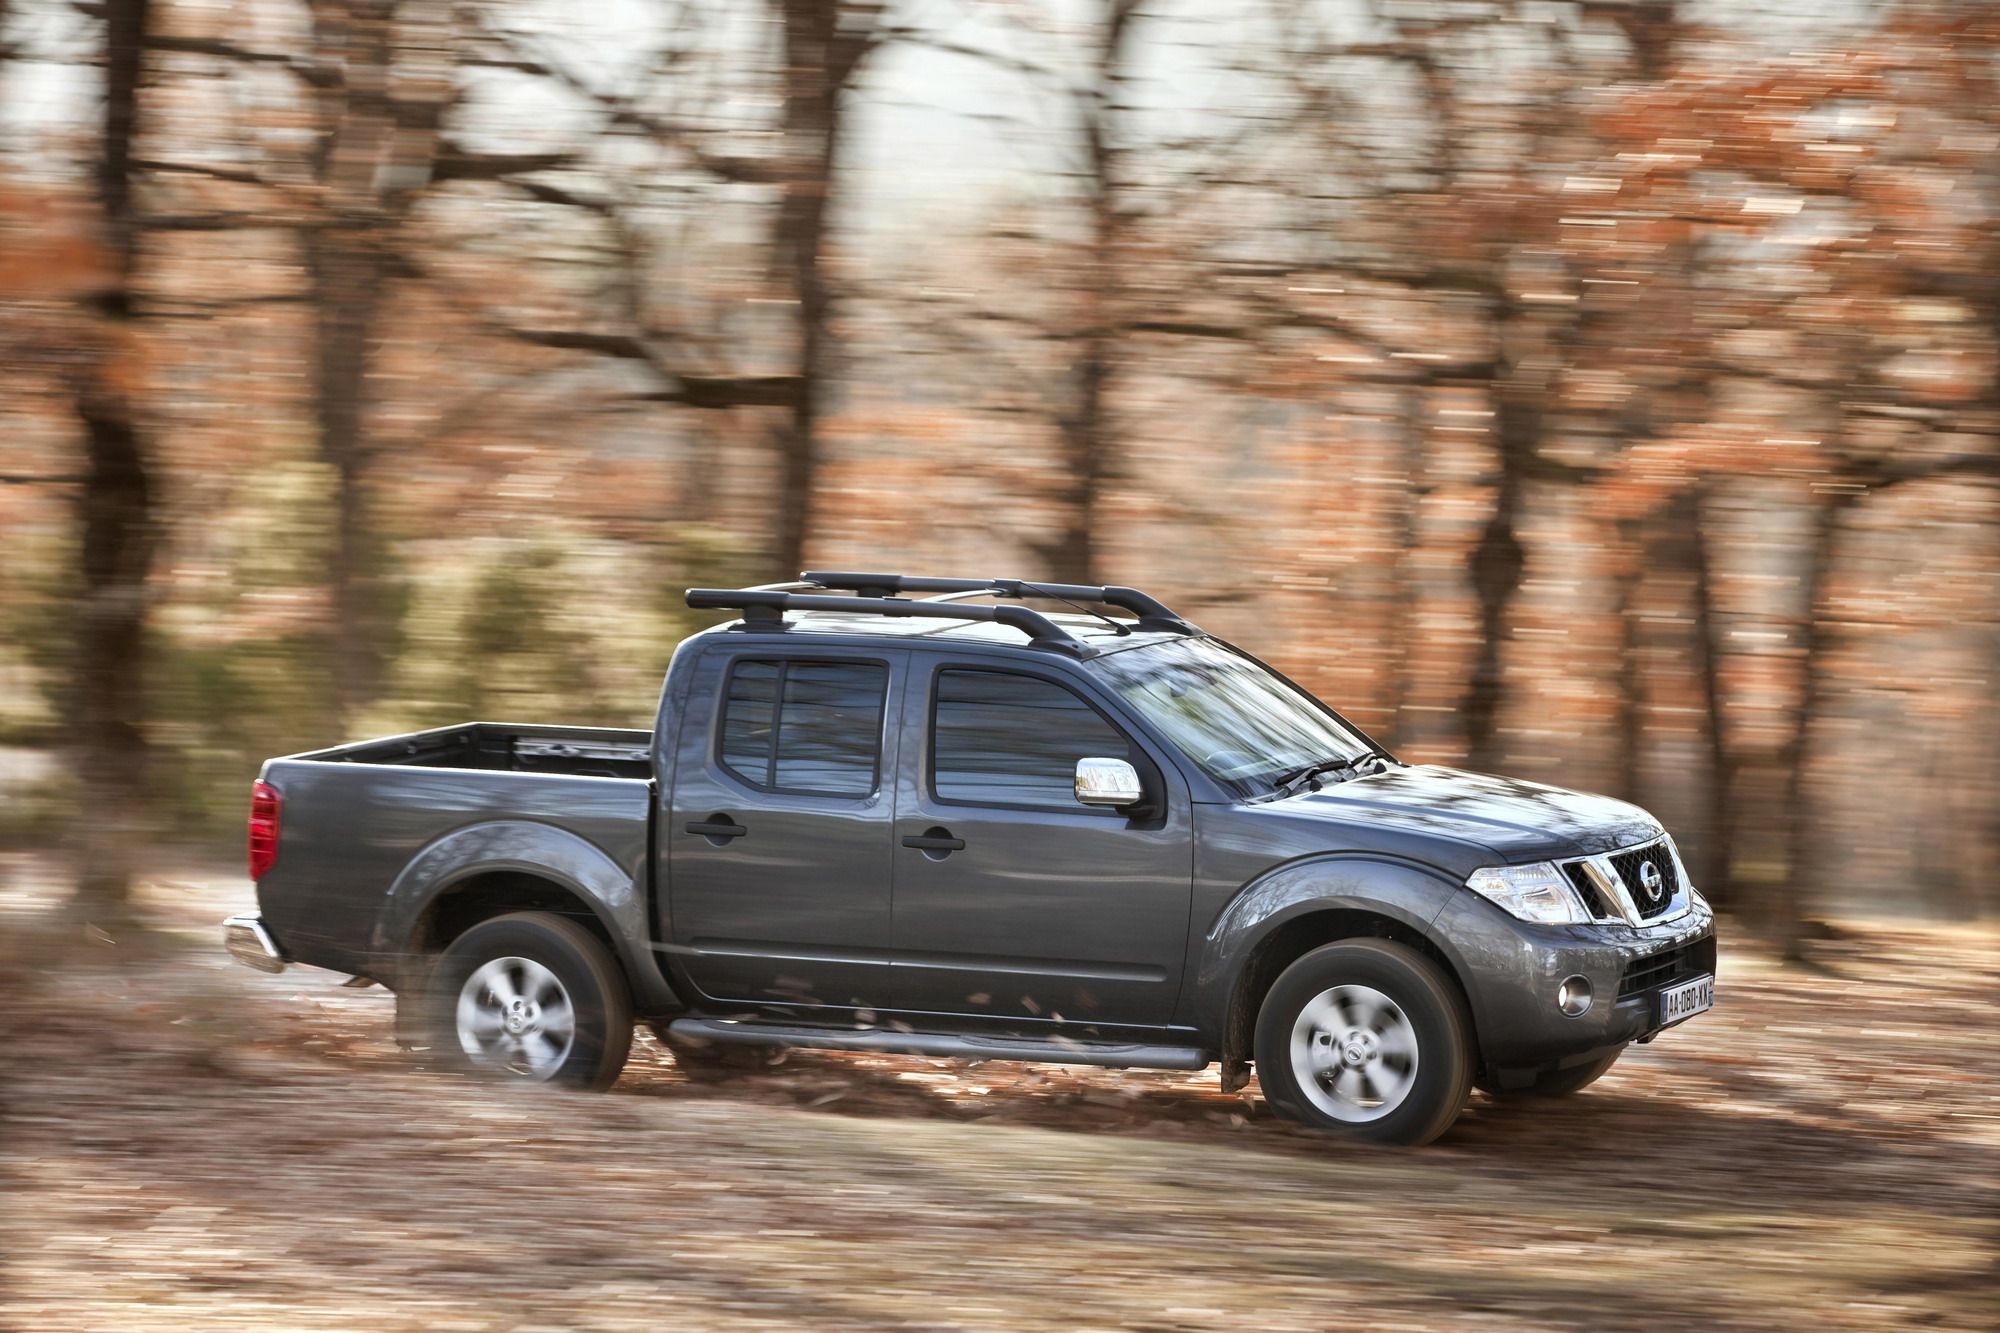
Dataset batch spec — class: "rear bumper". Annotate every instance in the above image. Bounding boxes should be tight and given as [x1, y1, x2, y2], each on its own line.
[224, 913, 288, 974]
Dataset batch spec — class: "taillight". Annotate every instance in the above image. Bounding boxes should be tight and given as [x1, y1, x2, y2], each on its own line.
[248, 780, 282, 880]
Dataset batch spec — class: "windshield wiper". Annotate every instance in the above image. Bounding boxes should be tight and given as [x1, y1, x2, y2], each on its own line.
[1267, 754, 1375, 799]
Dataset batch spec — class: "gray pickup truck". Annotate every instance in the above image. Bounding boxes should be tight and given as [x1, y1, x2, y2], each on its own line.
[226, 572, 1715, 1145]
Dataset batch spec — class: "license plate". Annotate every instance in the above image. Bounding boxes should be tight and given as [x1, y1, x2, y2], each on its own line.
[1659, 974, 1714, 1027]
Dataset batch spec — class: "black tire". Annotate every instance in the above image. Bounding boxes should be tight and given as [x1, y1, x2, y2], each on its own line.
[1253, 939, 1474, 1146]
[1480, 1049, 1622, 1099]
[427, 912, 633, 1091]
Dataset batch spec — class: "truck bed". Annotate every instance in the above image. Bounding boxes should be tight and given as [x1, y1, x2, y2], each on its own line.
[291, 723, 653, 781]
[256, 722, 657, 978]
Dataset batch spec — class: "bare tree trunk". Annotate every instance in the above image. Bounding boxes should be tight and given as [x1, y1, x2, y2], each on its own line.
[770, 1, 875, 576]
[1047, 0, 1140, 585]
[1679, 485, 1737, 908]
[1386, 388, 1426, 750]
[305, 230, 387, 729]
[69, 0, 155, 923]
[1610, 519, 1648, 803]
[1776, 495, 1851, 959]
[1987, 502, 2000, 921]
[1464, 362, 1537, 772]
[300, 0, 447, 728]
[770, 6, 833, 577]
[305, 1, 396, 729]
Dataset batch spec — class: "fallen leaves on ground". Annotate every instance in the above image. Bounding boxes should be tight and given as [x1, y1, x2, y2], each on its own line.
[2, 866, 1995, 1331]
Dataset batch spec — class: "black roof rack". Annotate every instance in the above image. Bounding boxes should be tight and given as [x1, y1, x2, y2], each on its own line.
[685, 574, 1200, 657]
[683, 588, 1100, 657]
[799, 571, 1199, 635]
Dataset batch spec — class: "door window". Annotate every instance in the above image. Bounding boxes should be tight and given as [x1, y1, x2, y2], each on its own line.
[931, 669, 1133, 810]
[718, 659, 887, 796]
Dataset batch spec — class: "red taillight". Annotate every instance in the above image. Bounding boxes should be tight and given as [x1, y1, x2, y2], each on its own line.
[248, 780, 282, 881]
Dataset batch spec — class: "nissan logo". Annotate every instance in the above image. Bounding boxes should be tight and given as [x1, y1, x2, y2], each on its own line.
[1638, 860, 1665, 904]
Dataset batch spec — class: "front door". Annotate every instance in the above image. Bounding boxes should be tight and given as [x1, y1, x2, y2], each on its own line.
[888, 661, 1193, 1034]
[666, 644, 903, 1013]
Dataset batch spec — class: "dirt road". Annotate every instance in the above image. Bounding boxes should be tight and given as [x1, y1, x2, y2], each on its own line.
[4, 862, 1996, 1330]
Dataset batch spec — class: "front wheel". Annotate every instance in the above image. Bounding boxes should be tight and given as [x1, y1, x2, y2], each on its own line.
[1253, 939, 1473, 1146]
[427, 912, 633, 1090]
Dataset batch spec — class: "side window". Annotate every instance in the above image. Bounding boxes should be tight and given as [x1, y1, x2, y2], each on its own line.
[718, 659, 887, 797]
[932, 669, 1132, 810]
[720, 661, 779, 778]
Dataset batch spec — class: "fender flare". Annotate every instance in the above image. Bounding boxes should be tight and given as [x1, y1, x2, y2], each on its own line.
[1184, 852, 1476, 1047]
[373, 819, 678, 1012]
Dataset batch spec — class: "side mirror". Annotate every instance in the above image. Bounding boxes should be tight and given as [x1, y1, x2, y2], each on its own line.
[1074, 756, 1143, 808]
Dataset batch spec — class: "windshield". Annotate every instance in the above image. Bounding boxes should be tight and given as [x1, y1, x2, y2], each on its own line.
[1096, 637, 1376, 796]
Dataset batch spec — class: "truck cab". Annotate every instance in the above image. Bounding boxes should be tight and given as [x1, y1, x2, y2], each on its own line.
[228, 572, 1715, 1145]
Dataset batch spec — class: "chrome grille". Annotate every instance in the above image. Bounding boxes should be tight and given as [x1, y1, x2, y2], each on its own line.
[1558, 836, 1690, 925]
[1606, 844, 1681, 920]
[1561, 862, 1618, 919]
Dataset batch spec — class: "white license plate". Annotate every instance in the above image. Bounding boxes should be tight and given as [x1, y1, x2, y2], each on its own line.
[1659, 974, 1714, 1026]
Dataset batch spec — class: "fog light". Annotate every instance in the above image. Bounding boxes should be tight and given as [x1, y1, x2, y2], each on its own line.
[1558, 975, 1593, 1017]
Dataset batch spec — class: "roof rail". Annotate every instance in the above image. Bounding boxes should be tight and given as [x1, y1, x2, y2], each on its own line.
[799, 571, 1198, 635]
[683, 588, 1098, 657]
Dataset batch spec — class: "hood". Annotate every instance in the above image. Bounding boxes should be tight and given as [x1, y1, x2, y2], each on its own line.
[1267, 764, 1661, 863]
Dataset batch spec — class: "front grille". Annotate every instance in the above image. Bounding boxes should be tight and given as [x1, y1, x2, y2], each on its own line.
[1619, 934, 1716, 999]
[1561, 862, 1618, 919]
[1606, 842, 1681, 919]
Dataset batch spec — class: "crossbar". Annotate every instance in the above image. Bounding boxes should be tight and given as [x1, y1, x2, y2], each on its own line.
[799, 571, 1197, 634]
[683, 588, 1095, 655]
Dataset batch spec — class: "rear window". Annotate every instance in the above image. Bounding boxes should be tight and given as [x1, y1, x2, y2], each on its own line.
[718, 659, 887, 797]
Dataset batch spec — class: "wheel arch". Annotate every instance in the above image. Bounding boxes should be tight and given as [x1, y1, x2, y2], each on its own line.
[375, 820, 681, 1015]
[1187, 855, 1479, 1090]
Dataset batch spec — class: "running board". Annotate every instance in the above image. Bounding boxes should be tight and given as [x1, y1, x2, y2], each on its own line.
[663, 1018, 1209, 1071]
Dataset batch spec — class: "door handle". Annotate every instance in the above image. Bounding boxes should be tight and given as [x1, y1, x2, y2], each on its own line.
[901, 830, 965, 853]
[686, 817, 748, 841]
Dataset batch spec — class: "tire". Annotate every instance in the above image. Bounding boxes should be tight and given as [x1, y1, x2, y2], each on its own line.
[1480, 1049, 1622, 1099]
[1253, 939, 1474, 1146]
[427, 912, 633, 1090]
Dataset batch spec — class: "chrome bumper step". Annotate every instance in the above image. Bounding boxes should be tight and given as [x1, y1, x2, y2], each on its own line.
[223, 913, 287, 974]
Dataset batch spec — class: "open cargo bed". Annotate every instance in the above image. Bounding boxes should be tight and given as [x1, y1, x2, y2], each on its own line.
[293, 723, 653, 781]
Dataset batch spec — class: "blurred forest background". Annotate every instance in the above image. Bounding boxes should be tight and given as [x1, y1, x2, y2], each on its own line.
[1, 0, 1996, 955]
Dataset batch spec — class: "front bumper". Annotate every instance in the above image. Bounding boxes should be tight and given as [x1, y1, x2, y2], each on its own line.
[224, 913, 288, 974]
[1432, 889, 1716, 1081]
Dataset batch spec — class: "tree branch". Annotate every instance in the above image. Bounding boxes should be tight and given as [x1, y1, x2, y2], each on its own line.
[430, 146, 575, 183]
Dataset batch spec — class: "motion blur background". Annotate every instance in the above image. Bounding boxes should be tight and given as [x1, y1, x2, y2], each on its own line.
[4, 0, 1996, 945]
[2, 4, 1998, 1329]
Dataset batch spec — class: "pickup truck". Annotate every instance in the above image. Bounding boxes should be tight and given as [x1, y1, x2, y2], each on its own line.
[225, 572, 1715, 1145]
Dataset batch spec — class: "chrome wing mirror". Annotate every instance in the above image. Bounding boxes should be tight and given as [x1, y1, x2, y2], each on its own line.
[1074, 756, 1143, 807]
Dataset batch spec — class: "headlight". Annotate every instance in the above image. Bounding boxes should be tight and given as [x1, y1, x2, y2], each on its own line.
[1466, 862, 1588, 925]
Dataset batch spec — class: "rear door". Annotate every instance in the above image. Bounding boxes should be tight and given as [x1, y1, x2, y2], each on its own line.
[887, 658, 1193, 1033]
[666, 643, 903, 1013]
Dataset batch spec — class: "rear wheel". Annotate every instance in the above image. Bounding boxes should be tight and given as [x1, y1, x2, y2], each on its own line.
[428, 912, 632, 1090]
[1253, 939, 1473, 1146]
[1481, 1049, 1622, 1099]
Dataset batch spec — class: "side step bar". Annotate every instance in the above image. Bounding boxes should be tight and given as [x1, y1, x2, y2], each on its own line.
[663, 1018, 1209, 1071]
